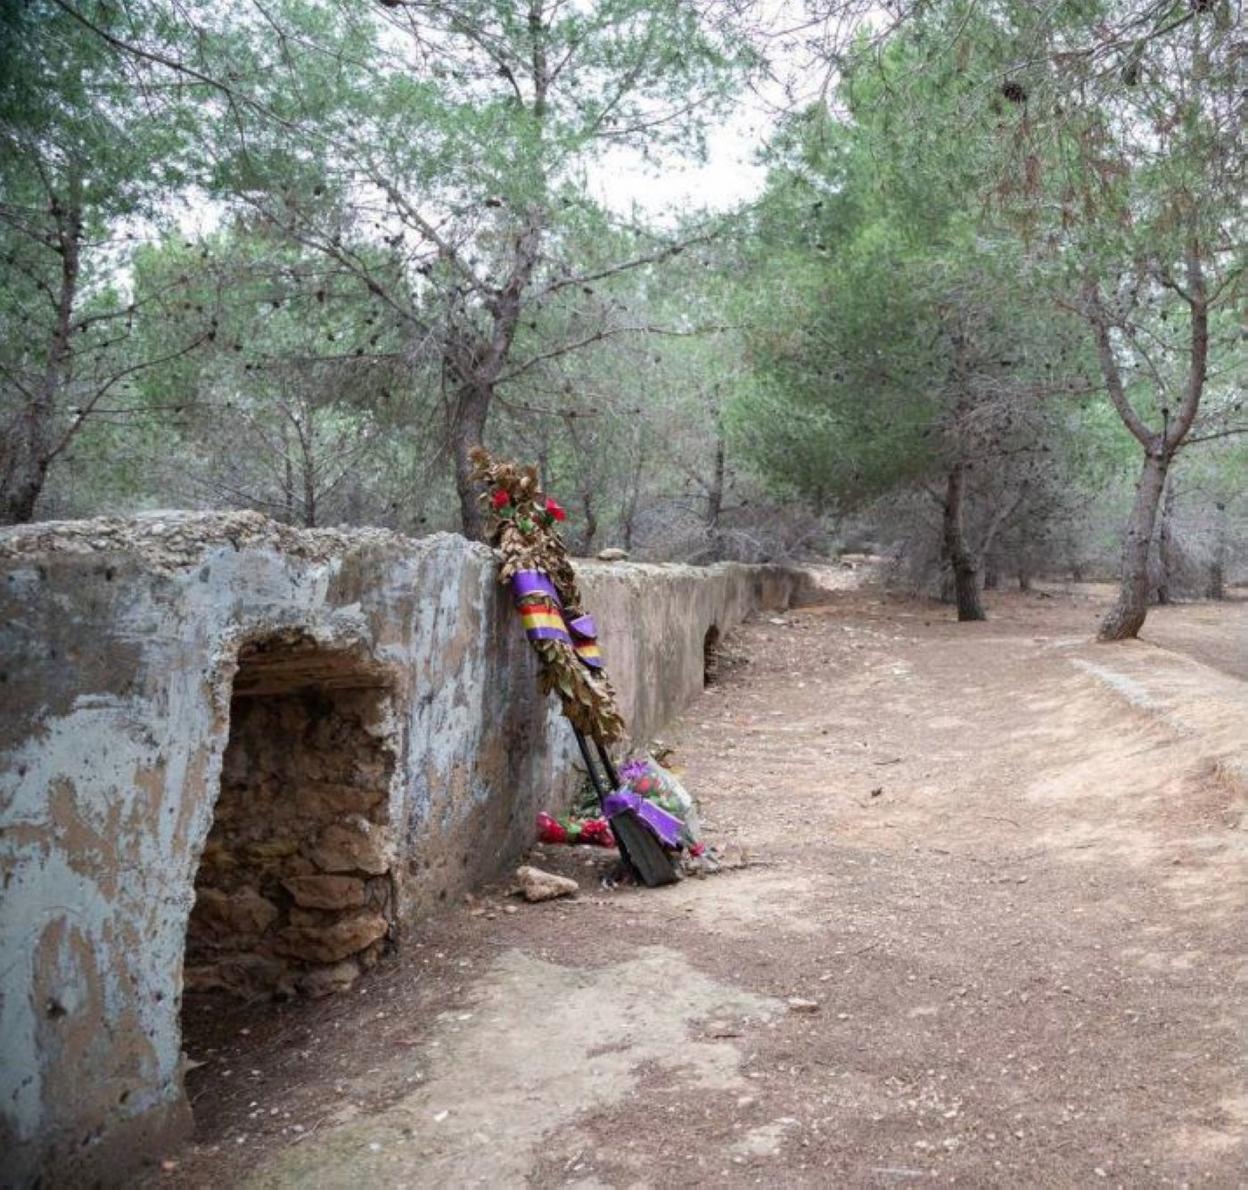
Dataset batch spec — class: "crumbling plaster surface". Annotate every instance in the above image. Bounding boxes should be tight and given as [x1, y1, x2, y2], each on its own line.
[0, 511, 805, 1186]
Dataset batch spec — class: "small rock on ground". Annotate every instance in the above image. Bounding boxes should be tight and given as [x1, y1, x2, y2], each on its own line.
[514, 865, 579, 902]
[786, 997, 821, 1014]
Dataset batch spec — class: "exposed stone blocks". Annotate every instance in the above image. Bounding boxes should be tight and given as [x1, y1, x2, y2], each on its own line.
[283, 874, 367, 909]
[183, 672, 398, 1000]
[0, 511, 806, 1186]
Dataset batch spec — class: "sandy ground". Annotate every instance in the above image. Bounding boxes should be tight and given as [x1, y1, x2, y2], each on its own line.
[157, 578, 1248, 1189]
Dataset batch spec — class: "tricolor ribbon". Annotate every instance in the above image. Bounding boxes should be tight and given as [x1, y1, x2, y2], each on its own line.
[510, 570, 604, 669]
[566, 613, 603, 669]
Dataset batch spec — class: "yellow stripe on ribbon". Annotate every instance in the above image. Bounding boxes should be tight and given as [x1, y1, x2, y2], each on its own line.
[521, 611, 566, 631]
[518, 604, 573, 644]
[574, 641, 602, 663]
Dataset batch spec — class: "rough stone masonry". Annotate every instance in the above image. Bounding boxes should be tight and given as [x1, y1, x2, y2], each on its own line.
[0, 511, 805, 1186]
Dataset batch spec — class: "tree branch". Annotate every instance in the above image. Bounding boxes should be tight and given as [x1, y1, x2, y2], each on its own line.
[540, 232, 717, 299]
[47, 331, 212, 463]
[1165, 241, 1208, 451]
[1081, 279, 1154, 448]
[496, 321, 732, 385]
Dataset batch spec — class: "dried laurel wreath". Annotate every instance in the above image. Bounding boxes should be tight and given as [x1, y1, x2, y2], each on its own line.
[470, 447, 625, 743]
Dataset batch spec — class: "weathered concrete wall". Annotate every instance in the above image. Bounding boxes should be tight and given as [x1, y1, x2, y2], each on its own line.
[0, 512, 804, 1187]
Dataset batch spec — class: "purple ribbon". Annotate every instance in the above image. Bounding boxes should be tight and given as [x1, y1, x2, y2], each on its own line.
[511, 570, 562, 605]
[602, 789, 684, 849]
[566, 613, 602, 669]
[566, 613, 596, 639]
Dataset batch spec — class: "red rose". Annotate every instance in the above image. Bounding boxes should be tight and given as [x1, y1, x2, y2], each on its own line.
[545, 497, 567, 522]
[579, 819, 617, 848]
[536, 812, 566, 844]
[491, 489, 510, 509]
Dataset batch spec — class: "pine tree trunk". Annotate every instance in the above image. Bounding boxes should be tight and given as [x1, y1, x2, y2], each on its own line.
[1207, 501, 1226, 600]
[580, 487, 597, 555]
[1156, 478, 1176, 605]
[937, 537, 954, 604]
[942, 464, 986, 622]
[1, 189, 82, 525]
[452, 383, 491, 541]
[297, 410, 318, 528]
[1086, 246, 1206, 641]
[936, 532, 954, 603]
[1014, 531, 1030, 591]
[706, 424, 725, 529]
[1099, 451, 1170, 641]
[1, 454, 49, 525]
[702, 417, 727, 563]
[281, 422, 296, 524]
[446, 216, 543, 543]
[621, 429, 646, 552]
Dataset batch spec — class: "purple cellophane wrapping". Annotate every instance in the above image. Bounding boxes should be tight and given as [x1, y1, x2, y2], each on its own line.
[602, 789, 685, 849]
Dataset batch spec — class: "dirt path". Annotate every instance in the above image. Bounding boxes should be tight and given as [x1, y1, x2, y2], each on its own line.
[162, 583, 1248, 1188]
[1143, 598, 1248, 684]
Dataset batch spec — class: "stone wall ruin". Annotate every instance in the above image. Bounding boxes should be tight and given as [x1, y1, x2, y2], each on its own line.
[186, 633, 398, 1000]
[0, 511, 807, 1186]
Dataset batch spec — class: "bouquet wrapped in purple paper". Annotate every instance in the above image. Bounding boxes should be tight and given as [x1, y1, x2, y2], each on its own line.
[603, 756, 702, 852]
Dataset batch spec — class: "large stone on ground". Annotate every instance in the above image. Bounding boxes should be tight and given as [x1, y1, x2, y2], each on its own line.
[297, 960, 361, 998]
[514, 865, 579, 902]
[273, 910, 389, 963]
[283, 874, 367, 910]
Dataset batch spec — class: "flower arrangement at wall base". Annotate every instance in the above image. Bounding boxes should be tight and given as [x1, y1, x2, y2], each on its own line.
[607, 756, 703, 854]
[536, 812, 615, 848]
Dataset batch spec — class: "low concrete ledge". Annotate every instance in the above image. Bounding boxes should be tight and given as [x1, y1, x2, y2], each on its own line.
[0, 512, 806, 1186]
[1072, 642, 1248, 812]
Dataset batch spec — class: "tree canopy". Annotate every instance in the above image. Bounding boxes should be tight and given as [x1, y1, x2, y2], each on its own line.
[2, 0, 1244, 633]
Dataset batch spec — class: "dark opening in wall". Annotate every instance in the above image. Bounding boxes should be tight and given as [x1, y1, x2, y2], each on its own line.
[183, 633, 397, 1005]
[703, 624, 721, 687]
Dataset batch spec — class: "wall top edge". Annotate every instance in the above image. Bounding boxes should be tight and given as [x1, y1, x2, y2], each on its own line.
[1, 511, 807, 581]
[0, 511, 486, 574]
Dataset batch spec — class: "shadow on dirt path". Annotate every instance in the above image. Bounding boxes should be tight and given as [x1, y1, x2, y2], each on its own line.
[157, 583, 1248, 1188]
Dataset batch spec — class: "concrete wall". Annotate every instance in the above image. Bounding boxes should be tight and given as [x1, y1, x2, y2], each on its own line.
[0, 511, 804, 1186]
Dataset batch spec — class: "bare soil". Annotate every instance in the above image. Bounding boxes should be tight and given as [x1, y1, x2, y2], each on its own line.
[156, 577, 1248, 1188]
